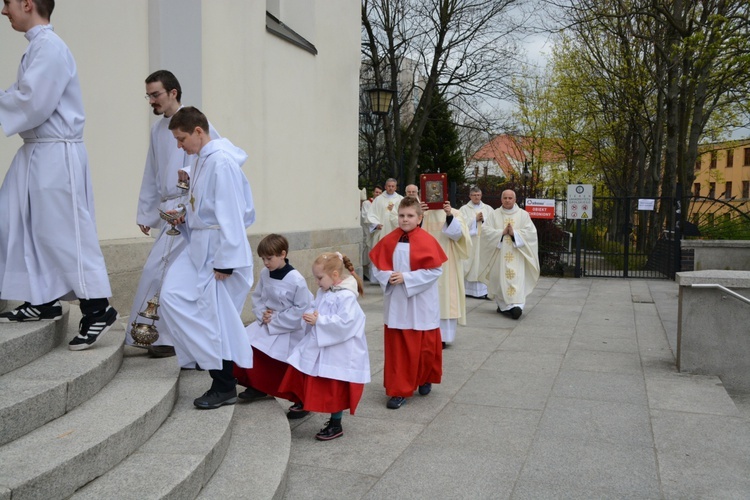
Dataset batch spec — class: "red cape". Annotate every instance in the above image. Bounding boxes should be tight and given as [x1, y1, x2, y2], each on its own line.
[369, 226, 447, 271]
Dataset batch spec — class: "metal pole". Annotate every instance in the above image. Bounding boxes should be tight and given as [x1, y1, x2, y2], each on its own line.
[574, 219, 582, 278]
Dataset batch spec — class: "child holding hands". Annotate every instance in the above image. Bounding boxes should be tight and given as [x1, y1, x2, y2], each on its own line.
[279, 252, 370, 441]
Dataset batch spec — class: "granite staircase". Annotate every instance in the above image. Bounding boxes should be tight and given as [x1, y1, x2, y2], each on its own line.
[0, 302, 290, 500]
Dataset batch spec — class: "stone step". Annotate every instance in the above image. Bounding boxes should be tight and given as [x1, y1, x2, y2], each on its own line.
[70, 369, 235, 500]
[0, 350, 180, 500]
[0, 306, 123, 445]
[197, 399, 290, 500]
[0, 302, 69, 376]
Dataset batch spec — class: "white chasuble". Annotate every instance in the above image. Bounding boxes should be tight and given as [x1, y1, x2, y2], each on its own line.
[367, 192, 403, 247]
[459, 201, 494, 282]
[421, 209, 472, 329]
[478, 204, 540, 308]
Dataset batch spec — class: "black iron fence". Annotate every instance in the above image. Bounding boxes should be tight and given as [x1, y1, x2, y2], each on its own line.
[454, 189, 750, 280]
[532, 197, 678, 279]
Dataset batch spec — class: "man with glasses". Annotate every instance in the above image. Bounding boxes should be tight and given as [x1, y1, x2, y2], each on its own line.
[126, 70, 219, 357]
[0, 0, 118, 350]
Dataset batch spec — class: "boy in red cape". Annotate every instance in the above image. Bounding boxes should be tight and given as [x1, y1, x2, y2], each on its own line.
[369, 196, 448, 409]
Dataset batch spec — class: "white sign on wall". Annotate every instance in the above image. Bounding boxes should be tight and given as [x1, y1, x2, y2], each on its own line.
[566, 184, 593, 220]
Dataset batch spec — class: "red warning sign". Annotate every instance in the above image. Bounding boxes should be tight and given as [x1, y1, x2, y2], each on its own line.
[525, 199, 555, 219]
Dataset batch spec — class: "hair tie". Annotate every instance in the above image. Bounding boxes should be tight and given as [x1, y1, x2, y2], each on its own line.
[335, 251, 343, 261]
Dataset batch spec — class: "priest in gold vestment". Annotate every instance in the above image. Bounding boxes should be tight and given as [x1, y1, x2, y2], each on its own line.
[421, 200, 472, 344]
[478, 190, 539, 319]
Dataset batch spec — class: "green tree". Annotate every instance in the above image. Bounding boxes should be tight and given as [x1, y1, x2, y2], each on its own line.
[416, 92, 465, 185]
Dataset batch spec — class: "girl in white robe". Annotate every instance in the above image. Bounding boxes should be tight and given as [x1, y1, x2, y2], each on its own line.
[279, 252, 370, 441]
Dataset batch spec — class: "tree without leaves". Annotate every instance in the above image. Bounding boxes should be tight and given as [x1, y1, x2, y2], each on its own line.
[361, 0, 525, 188]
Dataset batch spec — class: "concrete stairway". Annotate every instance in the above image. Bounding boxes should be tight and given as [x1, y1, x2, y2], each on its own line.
[0, 304, 290, 499]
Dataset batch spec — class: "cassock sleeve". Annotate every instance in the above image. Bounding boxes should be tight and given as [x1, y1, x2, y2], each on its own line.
[371, 264, 392, 291]
[402, 267, 442, 297]
[135, 129, 162, 228]
[268, 279, 313, 335]
[314, 293, 361, 347]
[443, 211, 472, 260]
[0, 39, 72, 136]
[366, 198, 383, 226]
[212, 160, 253, 269]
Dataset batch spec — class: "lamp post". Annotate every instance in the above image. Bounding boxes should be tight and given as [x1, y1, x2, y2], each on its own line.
[366, 87, 402, 188]
[367, 87, 394, 116]
[522, 161, 531, 208]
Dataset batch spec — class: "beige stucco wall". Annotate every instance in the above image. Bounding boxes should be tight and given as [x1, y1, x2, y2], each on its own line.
[0, 1, 151, 241]
[0, 1, 362, 308]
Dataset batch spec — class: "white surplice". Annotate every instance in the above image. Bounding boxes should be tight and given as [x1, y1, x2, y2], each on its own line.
[367, 192, 403, 247]
[360, 199, 373, 269]
[159, 138, 255, 370]
[0, 25, 111, 303]
[421, 209, 472, 343]
[126, 113, 219, 346]
[373, 243, 442, 330]
[459, 201, 494, 297]
[286, 276, 370, 384]
[245, 267, 312, 361]
[478, 204, 540, 310]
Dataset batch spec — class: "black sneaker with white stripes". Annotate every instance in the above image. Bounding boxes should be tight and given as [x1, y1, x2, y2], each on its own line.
[0, 301, 63, 322]
[68, 306, 118, 351]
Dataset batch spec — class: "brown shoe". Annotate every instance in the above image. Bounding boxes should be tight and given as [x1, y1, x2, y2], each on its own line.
[148, 345, 176, 358]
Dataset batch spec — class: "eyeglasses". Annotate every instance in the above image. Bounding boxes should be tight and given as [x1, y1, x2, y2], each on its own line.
[144, 90, 168, 101]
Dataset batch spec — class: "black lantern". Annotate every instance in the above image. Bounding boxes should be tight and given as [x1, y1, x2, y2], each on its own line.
[367, 88, 394, 115]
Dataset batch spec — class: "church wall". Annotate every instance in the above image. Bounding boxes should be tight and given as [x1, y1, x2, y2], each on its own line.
[0, 1, 363, 309]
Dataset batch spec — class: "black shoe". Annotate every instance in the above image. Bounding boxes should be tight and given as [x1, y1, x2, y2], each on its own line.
[193, 389, 237, 409]
[315, 420, 343, 441]
[510, 307, 523, 319]
[148, 345, 176, 358]
[418, 383, 432, 396]
[287, 402, 310, 419]
[442, 341, 447, 349]
[0, 301, 62, 322]
[497, 307, 514, 318]
[69, 306, 118, 351]
[238, 386, 271, 402]
[386, 396, 407, 409]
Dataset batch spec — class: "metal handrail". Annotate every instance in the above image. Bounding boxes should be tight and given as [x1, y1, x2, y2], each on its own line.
[690, 284, 750, 305]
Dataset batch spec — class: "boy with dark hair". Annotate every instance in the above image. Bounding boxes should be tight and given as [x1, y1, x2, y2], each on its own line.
[233, 233, 312, 406]
[369, 196, 447, 409]
[160, 106, 256, 409]
[0, 0, 118, 351]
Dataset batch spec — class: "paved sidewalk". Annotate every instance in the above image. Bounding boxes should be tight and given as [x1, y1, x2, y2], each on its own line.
[280, 277, 750, 499]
